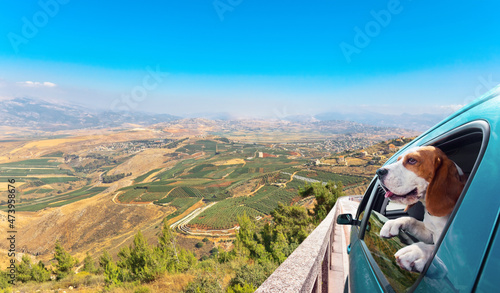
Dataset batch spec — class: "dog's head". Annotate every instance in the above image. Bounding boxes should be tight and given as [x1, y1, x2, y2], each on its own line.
[376, 146, 465, 217]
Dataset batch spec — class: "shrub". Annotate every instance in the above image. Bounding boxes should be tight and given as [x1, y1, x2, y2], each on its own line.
[229, 261, 277, 289]
[184, 274, 223, 293]
[227, 282, 257, 293]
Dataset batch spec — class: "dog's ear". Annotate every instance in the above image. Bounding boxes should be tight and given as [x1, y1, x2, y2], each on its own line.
[426, 151, 464, 217]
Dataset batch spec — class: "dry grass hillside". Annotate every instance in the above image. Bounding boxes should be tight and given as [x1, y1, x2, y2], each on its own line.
[0, 189, 174, 263]
[0, 129, 187, 264]
[106, 148, 178, 178]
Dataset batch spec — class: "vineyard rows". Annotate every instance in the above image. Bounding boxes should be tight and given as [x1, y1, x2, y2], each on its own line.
[189, 198, 263, 229]
[165, 197, 200, 220]
[189, 184, 298, 229]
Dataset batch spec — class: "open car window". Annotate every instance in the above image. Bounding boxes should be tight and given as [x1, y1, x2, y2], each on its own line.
[364, 206, 420, 292]
[358, 120, 489, 293]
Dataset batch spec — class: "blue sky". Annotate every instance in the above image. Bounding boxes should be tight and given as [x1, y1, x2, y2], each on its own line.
[1, 0, 500, 118]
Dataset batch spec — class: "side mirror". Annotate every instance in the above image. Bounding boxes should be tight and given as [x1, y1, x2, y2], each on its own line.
[337, 213, 360, 226]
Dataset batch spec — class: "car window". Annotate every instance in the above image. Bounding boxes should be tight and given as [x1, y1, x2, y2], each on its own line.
[358, 121, 488, 293]
[364, 209, 419, 292]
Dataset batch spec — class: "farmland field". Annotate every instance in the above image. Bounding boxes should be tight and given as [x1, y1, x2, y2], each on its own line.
[1, 186, 108, 212]
[165, 198, 201, 220]
[104, 138, 314, 229]
[0, 155, 107, 211]
[189, 199, 264, 229]
[134, 168, 162, 183]
[0, 137, 372, 230]
[188, 184, 299, 229]
[117, 189, 144, 203]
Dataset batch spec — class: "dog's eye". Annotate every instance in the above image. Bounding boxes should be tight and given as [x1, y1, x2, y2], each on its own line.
[407, 158, 417, 165]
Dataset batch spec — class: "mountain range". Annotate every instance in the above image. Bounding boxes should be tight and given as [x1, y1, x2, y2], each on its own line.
[0, 97, 179, 131]
[0, 97, 446, 133]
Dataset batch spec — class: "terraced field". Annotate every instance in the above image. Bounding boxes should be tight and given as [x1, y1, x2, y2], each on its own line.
[188, 184, 299, 229]
[2, 186, 108, 212]
[0, 158, 73, 181]
[0, 154, 114, 211]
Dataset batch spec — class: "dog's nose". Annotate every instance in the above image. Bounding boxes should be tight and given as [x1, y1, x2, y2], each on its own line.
[376, 168, 388, 177]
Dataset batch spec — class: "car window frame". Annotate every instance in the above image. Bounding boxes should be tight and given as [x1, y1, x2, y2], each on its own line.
[409, 119, 490, 291]
[356, 120, 490, 293]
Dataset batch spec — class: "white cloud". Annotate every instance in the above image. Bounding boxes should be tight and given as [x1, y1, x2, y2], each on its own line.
[43, 81, 56, 87]
[17, 81, 57, 87]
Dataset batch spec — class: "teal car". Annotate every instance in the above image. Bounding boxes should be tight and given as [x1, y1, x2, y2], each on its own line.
[337, 85, 500, 293]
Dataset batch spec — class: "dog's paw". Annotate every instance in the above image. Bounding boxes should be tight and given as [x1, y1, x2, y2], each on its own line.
[394, 243, 433, 273]
[380, 219, 404, 238]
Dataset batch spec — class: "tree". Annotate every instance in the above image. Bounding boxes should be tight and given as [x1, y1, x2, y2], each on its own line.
[118, 228, 191, 282]
[118, 230, 161, 282]
[174, 248, 197, 273]
[156, 222, 178, 273]
[209, 247, 219, 256]
[54, 240, 77, 280]
[31, 261, 50, 282]
[300, 181, 343, 223]
[17, 255, 32, 283]
[270, 227, 288, 263]
[82, 252, 97, 274]
[99, 249, 121, 285]
[271, 203, 312, 244]
[235, 213, 270, 260]
[103, 223, 197, 285]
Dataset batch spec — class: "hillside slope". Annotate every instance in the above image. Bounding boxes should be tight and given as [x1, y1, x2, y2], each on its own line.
[2, 186, 174, 262]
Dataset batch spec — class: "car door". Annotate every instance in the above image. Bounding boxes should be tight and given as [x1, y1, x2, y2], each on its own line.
[347, 116, 496, 292]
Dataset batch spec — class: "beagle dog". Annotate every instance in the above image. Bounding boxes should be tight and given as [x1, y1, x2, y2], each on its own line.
[376, 146, 465, 273]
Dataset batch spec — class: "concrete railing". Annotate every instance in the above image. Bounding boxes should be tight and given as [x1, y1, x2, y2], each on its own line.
[256, 202, 340, 293]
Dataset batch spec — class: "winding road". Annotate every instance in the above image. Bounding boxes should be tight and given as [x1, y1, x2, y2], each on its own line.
[282, 172, 328, 185]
